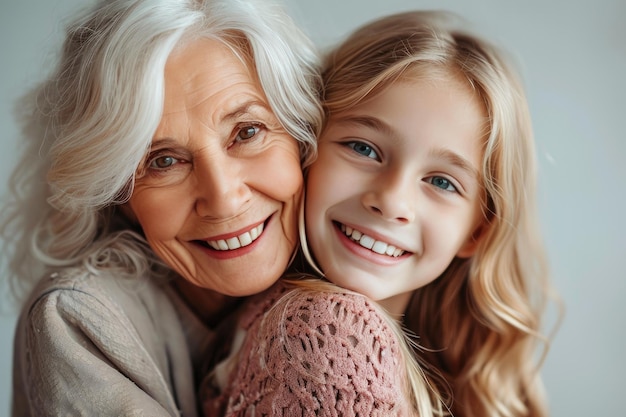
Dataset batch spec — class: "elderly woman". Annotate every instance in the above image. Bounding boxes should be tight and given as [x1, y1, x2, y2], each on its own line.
[1, 0, 322, 415]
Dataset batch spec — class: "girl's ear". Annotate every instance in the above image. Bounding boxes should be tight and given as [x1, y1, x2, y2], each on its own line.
[456, 222, 487, 258]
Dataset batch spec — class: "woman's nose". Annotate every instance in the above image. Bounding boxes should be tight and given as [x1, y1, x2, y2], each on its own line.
[361, 172, 416, 223]
[193, 151, 252, 220]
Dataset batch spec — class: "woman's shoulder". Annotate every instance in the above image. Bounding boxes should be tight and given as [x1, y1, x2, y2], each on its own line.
[23, 266, 168, 310]
[17, 265, 178, 346]
[20, 267, 115, 316]
[13, 266, 198, 417]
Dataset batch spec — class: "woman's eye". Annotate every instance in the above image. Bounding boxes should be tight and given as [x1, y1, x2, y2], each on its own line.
[149, 155, 179, 169]
[347, 141, 379, 160]
[427, 176, 457, 192]
[235, 125, 260, 142]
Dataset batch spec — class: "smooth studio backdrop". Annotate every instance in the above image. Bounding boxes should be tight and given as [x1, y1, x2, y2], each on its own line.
[1, 0, 624, 416]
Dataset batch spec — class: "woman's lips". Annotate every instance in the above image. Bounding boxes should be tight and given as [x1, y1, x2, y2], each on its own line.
[204, 222, 265, 250]
[192, 216, 271, 258]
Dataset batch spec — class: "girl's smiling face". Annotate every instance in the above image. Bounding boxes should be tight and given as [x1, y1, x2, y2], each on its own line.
[305, 76, 487, 314]
[126, 38, 302, 296]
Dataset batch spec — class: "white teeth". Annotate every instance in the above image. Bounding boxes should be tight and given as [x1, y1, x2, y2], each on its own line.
[372, 241, 388, 255]
[207, 223, 264, 251]
[359, 235, 375, 250]
[239, 232, 252, 246]
[340, 223, 405, 257]
[226, 237, 241, 249]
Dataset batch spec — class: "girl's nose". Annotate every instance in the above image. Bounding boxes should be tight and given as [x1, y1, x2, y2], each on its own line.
[361, 172, 415, 223]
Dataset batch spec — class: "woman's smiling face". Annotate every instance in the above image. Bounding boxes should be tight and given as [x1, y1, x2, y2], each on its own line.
[305, 77, 487, 314]
[127, 38, 302, 296]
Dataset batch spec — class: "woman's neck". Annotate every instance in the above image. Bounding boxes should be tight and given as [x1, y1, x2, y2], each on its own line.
[171, 277, 242, 328]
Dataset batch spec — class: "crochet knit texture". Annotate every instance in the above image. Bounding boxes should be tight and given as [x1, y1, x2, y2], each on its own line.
[203, 281, 413, 417]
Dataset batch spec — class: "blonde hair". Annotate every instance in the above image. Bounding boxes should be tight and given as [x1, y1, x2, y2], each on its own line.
[308, 10, 558, 417]
[0, 0, 323, 304]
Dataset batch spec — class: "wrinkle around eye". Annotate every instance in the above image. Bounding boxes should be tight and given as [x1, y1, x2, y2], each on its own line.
[227, 125, 272, 154]
[136, 149, 193, 186]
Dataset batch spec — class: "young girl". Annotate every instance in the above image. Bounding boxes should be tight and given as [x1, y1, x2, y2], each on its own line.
[202, 10, 555, 417]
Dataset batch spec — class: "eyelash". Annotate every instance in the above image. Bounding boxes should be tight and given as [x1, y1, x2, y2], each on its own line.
[233, 123, 264, 145]
[425, 176, 458, 193]
[345, 140, 380, 161]
[144, 150, 187, 175]
[149, 154, 178, 169]
[346, 142, 461, 194]
[146, 122, 265, 164]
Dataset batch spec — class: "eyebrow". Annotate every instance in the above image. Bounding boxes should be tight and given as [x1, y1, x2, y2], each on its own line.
[222, 100, 272, 122]
[429, 148, 480, 181]
[148, 137, 178, 149]
[151, 100, 274, 145]
[334, 115, 398, 140]
[333, 114, 480, 180]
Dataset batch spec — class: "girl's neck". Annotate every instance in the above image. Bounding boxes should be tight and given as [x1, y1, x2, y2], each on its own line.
[378, 291, 413, 317]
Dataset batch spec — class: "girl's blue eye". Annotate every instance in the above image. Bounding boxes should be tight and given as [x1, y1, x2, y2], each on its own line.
[427, 176, 457, 192]
[236, 125, 260, 142]
[347, 141, 379, 160]
[150, 155, 178, 169]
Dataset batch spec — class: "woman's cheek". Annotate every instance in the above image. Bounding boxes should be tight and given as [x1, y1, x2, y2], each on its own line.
[262, 141, 303, 201]
[257, 141, 304, 242]
[276, 157, 303, 242]
[129, 186, 189, 242]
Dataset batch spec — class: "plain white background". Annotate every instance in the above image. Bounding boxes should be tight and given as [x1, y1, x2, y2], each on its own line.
[1, 0, 624, 416]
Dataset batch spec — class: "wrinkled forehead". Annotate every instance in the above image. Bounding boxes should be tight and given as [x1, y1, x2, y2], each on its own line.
[174, 30, 256, 72]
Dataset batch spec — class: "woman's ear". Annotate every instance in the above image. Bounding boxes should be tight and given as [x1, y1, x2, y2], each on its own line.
[456, 222, 487, 258]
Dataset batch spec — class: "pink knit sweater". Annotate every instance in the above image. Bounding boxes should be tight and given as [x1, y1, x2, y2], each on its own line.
[202, 281, 414, 416]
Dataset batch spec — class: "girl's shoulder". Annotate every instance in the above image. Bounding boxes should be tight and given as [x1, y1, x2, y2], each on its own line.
[224, 279, 412, 416]
[241, 278, 400, 348]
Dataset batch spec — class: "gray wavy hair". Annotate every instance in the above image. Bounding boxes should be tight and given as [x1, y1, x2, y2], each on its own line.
[1, 0, 323, 303]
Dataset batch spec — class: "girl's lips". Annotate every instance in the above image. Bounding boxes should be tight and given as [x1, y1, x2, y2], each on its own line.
[334, 221, 410, 257]
[333, 222, 413, 267]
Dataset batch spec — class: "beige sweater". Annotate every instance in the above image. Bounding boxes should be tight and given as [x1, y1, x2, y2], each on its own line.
[12, 267, 213, 417]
